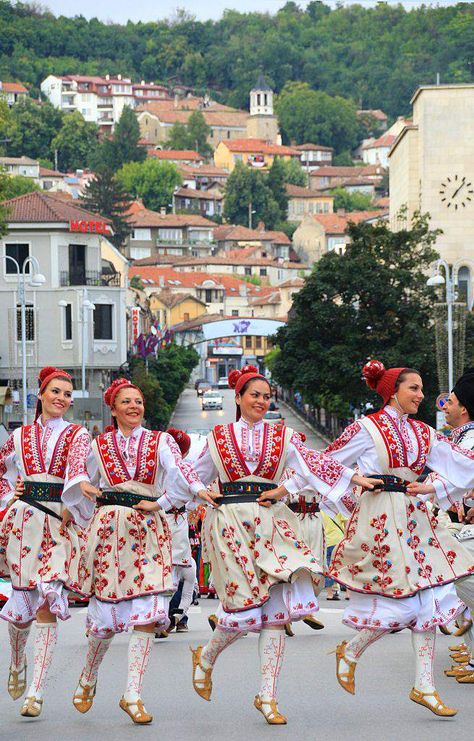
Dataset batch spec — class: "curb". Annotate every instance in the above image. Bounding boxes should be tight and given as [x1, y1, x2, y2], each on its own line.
[279, 400, 331, 445]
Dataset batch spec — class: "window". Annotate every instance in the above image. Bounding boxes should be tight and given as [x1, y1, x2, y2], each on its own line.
[64, 303, 72, 341]
[5, 243, 30, 273]
[245, 336, 253, 348]
[94, 304, 113, 340]
[259, 268, 267, 277]
[16, 303, 35, 341]
[158, 228, 182, 243]
[227, 130, 231, 139]
[205, 289, 213, 303]
[231, 310, 239, 317]
[244, 267, 252, 276]
[255, 336, 262, 349]
[183, 312, 190, 321]
[69, 244, 86, 285]
[131, 228, 151, 241]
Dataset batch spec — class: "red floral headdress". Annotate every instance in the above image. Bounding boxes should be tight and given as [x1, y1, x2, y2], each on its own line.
[103, 377, 144, 409]
[228, 364, 268, 420]
[362, 360, 407, 405]
[167, 427, 191, 457]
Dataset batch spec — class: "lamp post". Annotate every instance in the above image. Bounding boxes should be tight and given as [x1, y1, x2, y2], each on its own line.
[59, 290, 95, 425]
[2, 255, 46, 424]
[427, 261, 454, 391]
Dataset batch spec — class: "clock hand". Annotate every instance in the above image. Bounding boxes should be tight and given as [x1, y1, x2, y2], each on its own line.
[452, 179, 466, 199]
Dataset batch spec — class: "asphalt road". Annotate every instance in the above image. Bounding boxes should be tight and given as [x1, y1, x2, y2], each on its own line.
[0, 390, 471, 740]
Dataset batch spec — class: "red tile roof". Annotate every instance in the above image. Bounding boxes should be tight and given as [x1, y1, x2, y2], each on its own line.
[125, 205, 216, 228]
[179, 164, 229, 178]
[39, 167, 65, 178]
[286, 184, 332, 199]
[129, 266, 264, 295]
[357, 108, 388, 121]
[362, 134, 396, 150]
[174, 186, 223, 201]
[1, 191, 111, 224]
[222, 139, 299, 156]
[294, 143, 333, 152]
[148, 149, 202, 161]
[150, 289, 206, 308]
[311, 166, 365, 178]
[213, 224, 290, 244]
[278, 277, 305, 288]
[312, 210, 388, 233]
[1, 81, 28, 93]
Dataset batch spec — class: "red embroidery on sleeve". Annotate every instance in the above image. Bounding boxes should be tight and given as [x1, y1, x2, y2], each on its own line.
[324, 421, 361, 454]
[0, 433, 15, 498]
[291, 432, 345, 488]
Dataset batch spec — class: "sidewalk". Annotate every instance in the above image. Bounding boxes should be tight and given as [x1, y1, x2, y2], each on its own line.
[279, 399, 327, 450]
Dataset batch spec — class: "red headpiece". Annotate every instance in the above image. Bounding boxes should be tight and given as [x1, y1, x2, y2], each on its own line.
[167, 427, 191, 457]
[35, 366, 73, 421]
[228, 365, 268, 420]
[362, 360, 407, 405]
[103, 378, 144, 409]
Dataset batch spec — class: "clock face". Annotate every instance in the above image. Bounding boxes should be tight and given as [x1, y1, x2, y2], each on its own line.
[439, 174, 473, 210]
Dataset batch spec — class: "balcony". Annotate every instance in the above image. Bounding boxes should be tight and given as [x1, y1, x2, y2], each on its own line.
[60, 270, 121, 287]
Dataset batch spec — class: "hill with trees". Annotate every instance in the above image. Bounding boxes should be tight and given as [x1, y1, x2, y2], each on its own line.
[0, 1, 472, 122]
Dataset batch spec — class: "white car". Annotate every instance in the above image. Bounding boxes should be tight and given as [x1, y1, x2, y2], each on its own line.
[217, 377, 229, 389]
[202, 390, 224, 410]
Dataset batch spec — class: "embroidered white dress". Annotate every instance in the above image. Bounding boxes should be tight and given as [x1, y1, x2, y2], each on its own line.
[193, 417, 354, 632]
[0, 417, 92, 624]
[83, 425, 203, 637]
[325, 406, 474, 632]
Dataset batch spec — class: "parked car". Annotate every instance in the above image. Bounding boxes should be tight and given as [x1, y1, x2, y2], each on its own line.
[217, 377, 229, 389]
[264, 410, 285, 424]
[197, 381, 211, 397]
[194, 377, 206, 390]
[202, 390, 224, 410]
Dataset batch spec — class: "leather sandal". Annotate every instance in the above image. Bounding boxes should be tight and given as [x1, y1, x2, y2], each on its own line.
[303, 616, 324, 630]
[409, 688, 457, 717]
[456, 670, 474, 683]
[254, 694, 287, 725]
[190, 646, 212, 701]
[454, 618, 473, 637]
[444, 663, 471, 678]
[448, 642, 467, 652]
[208, 614, 218, 632]
[8, 660, 27, 700]
[284, 623, 294, 637]
[452, 652, 470, 664]
[20, 696, 43, 717]
[119, 696, 153, 724]
[73, 675, 97, 713]
[333, 640, 356, 695]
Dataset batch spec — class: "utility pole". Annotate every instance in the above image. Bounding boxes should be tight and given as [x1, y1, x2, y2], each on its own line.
[248, 201, 253, 229]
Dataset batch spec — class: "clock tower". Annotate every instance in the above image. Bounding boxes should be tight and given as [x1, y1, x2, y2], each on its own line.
[389, 84, 474, 307]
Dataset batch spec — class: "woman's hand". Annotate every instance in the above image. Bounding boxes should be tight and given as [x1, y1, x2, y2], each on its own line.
[15, 479, 24, 497]
[133, 499, 160, 512]
[257, 485, 288, 508]
[197, 489, 221, 509]
[79, 481, 100, 501]
[351, 474, 384, 492]
[406, 481, 435, 498]
[60, 508, 74, 536]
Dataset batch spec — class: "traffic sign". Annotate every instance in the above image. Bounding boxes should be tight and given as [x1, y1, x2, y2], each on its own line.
[436, 393, 449, 411]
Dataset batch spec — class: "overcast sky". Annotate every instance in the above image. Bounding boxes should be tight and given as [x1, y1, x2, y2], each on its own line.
[43, 1, 462, 24]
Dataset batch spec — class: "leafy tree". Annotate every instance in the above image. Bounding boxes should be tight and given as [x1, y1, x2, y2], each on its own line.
[223, 162, 280, 230]
[330, 188, 375, 213]
[116, 158, 182, 212]
[280, 158, 307, 187]
[272, 213, 441, 423]
[266, 157, 289, 220]
[186, 110, 212, 157]
[166, 122, 191, 151]
[0, 98, 63, 161]
[51, 111, 99, 171]
[333, 151, 355, 167]
[81, 169, 132, 249]
[275, 82, 360, 154]
[130, 361, 170, 430]
[0, 170, 39, 200]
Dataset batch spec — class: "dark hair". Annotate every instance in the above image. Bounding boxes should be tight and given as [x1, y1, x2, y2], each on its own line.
[237, 375, 271, 397]
[395, 368, 421, 390]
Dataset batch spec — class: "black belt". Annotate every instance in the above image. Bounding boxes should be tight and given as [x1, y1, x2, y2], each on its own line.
[216, 481, 276, 506]
[365, 474, 409, 493]
[22, 481, 63, 521]
[96, 490, 157, 509]
[170, 506, 186, 515]
[288, 501, 320, 515]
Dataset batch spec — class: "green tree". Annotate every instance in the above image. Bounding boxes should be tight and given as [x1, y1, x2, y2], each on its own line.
[333, 151, 355, 167]
[116, 158, 182, 212]
[223, 162, 280, 230]
[130, 361, 170, 430]
[166, 122, 191, 151]
[280, 158, 307, 187]
[1, 98, 63, 161]
[51, 111, 99, 171]
[0, 170, 39, 200]
[81, 169, 132, 249]
[330, 188, 375, 213]
[275, 82, 360, 154]
[266, 157, 289, 222]
[90, 107, 145, 172]
[272, 213, 441, 422]
[186, 110, 212, 157]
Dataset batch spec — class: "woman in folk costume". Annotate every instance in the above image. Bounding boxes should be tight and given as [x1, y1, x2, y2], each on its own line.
[73, 378, 214, 725]
[0, 366, 97, 718]
[189, 365, 381, 725]
[165, 427, 201, 632]
[280, 360, 474, 718]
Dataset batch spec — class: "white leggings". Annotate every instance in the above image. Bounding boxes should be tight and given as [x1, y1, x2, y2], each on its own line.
[174, 561, 197, 617]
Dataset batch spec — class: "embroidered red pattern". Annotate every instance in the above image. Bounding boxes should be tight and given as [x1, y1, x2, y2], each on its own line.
[20, 423, 82, 477]
[325, 421, 362, 454]
[97, 430, 161, 486]
[291, 432, 345, 488]
[212, 423, 285, 481]
[369, 411, 430, 475]
[0, 433, 15, 499]
[49, 424, 82, 478]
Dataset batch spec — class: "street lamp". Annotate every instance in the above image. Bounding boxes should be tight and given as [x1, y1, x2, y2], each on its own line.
[58, 291, 95, 424]
[427, 261, 455, 391]
[2, 255, 46, 424]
